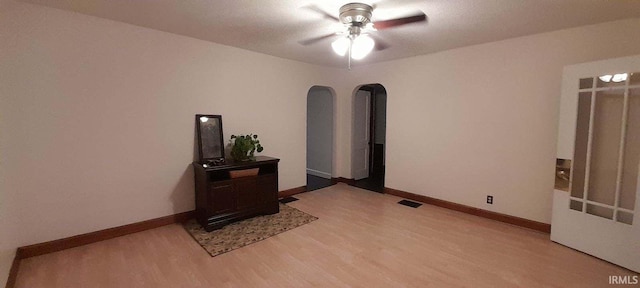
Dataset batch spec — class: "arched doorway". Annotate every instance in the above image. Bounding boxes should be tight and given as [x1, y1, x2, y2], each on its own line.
[352, 84, 387, 192]
[307, 86, 335, 191]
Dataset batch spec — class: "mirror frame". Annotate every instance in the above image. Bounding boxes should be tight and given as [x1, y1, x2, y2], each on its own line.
[195, 114, 225, 162]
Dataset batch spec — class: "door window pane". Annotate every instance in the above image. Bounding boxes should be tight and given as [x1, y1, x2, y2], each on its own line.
[570, 200, 583, 211]
[630, 72, 640, 86]
[586, 204, 613, 219]
[617, 211, 634, 225]
[620, 88, 640, 211]
[571, 92, 592, 199]
[588, 90, 624, 206]
[579, 78, 593, 89]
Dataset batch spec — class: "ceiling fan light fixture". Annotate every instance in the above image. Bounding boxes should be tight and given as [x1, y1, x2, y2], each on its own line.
[300, 2, 428, 68]
[351, 35, 374, 60]
[364, 22, 376, 31]
[332, 37, 350, 56]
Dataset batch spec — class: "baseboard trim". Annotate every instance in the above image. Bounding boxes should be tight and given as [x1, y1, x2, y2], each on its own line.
[17, 210, 195, 260]
[278, 186, 307, 198]
[4, 252, 21, 288]
[332, 177, 355, 185]
[15, 185, 312, 262]
[384, 187, 551, 233]
[306, 168, 332, 179]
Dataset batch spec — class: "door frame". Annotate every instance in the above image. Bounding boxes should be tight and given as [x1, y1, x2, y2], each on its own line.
[306, 86, 336, 181]
[351, 83, 387, 181]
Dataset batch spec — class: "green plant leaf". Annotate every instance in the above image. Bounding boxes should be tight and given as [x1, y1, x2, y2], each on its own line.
[229, 133, 263, 160]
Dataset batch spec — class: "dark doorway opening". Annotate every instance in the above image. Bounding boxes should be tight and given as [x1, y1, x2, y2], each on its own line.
[307, 174, 333, 191]
[306, 86, 335, 192]
[353, 84, 386, 193]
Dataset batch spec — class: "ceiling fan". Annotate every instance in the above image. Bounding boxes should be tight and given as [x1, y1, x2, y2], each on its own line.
[300, 2, 427, 68]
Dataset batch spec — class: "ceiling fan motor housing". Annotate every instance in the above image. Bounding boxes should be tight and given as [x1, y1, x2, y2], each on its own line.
[339, 3, 373, 26]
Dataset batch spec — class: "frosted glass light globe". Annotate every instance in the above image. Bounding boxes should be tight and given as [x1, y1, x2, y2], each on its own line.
[351, 35, 374, 60]
[331, 37, 349, 56]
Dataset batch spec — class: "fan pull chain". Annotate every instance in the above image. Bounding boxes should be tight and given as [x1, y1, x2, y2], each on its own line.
[348, 38, 353, 70]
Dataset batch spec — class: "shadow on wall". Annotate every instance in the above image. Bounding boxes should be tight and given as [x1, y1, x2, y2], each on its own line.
[170, 164, 195, 214]
[193, 124, 200, 162]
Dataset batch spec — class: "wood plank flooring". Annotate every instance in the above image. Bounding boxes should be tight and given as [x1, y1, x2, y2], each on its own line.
[15, 183, 638, 287]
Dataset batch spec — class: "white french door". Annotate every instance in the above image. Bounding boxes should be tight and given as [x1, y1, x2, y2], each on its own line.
[552, 55, 640, 273]
[352, 89, 370, 180]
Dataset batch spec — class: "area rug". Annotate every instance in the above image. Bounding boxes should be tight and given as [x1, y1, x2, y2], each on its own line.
[184, 203, 317, 257]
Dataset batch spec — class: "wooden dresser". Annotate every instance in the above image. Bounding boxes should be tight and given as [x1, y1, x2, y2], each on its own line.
[193, 156, 280, 231]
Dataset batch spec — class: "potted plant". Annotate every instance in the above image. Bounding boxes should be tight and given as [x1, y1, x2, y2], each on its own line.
[229, 134, 264, 161]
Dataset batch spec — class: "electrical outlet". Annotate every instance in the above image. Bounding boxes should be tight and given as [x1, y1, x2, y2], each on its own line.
[487, 195, 493, 204]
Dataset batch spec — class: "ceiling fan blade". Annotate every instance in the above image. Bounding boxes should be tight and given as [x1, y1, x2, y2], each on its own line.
[298, 33, 337, 46]
[302, 4, 339, 22]
[373, 13, 426, 30]
[370, 35, 390, 51]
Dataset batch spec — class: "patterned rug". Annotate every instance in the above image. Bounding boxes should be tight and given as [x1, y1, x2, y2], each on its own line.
[184, 203, 317, 257]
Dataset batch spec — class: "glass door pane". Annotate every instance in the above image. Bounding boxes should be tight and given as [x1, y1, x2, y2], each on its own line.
[571, 92, 592, 204]
[587, 204, 613, 219]
[588, 89, 624, 207]
[620, 87, 640, 211]
[571, 72, 638, 224]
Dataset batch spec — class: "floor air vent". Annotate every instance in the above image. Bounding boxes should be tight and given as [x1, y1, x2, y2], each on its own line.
[279, 196, 299, 204]
[398, 199, 422, 208]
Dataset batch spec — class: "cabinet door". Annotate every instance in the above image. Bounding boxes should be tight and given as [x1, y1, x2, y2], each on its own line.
[235, 177, 259, 210]
[257, 174, 278, 204]
[209, 181, 235, 214]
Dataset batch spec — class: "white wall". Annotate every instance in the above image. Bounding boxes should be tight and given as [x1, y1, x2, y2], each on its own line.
[333, 82, 358, 178]
[3, 1, 640, 285]
[0, 0, 11, 9]
[0, 2, 16, 285]
[0, 146, 16, 288]
[0, 2, 341, 285]
[306, 87, 334, 179]
[338, 18, 640, 224]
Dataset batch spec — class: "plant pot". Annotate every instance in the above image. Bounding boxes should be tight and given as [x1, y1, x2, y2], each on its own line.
[231, 156, 253, 162]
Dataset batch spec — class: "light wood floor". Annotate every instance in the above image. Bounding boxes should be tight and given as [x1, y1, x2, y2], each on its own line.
[15, 183, 638, 287]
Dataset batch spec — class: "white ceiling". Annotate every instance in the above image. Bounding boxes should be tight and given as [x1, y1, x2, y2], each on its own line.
[19, 0, 640, 68]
